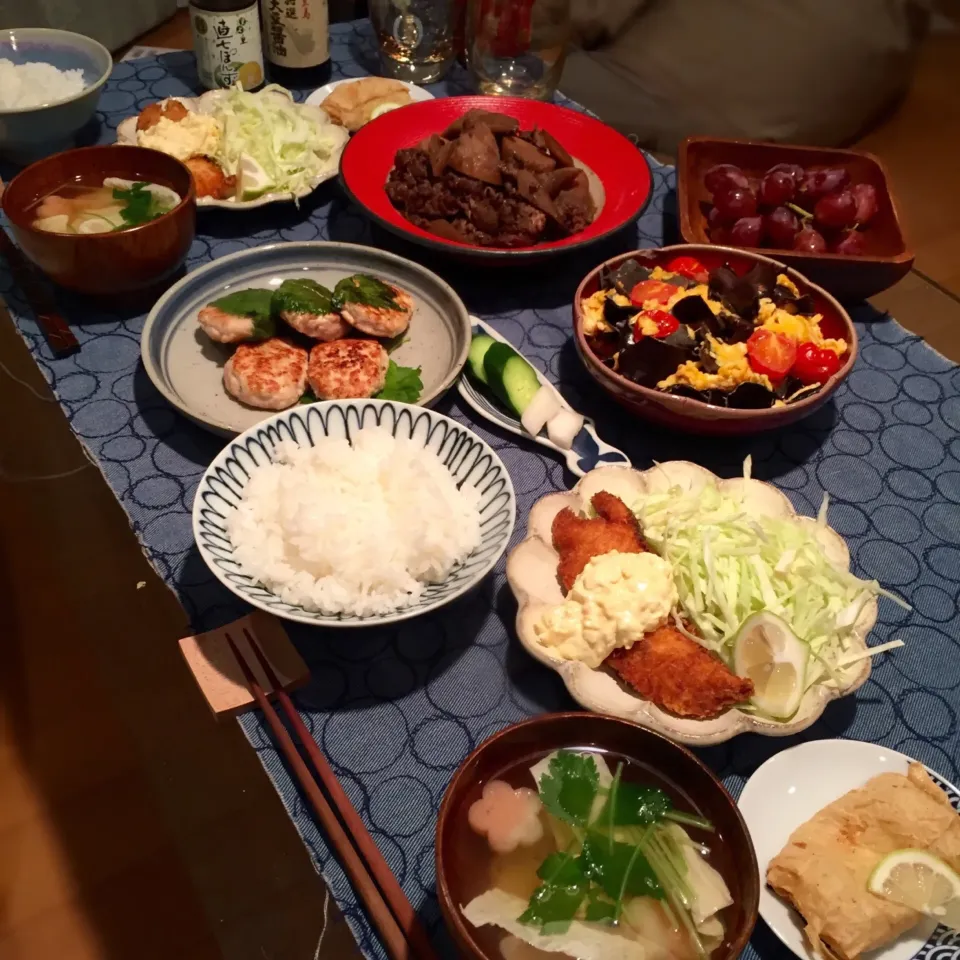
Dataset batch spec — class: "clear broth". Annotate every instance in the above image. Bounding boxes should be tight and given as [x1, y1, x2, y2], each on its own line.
[28, 179, 177, 235]
[455, 747, 732, 960]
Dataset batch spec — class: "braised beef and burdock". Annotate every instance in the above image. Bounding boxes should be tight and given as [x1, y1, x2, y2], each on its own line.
[385, 109, 597, 248]
[581, 255, 849, 409]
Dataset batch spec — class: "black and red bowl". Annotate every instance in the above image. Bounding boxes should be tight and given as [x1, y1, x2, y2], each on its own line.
[338, 95, 652, 262]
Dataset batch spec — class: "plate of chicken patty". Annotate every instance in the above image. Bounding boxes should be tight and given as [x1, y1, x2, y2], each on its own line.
[141, 241, 471, 435]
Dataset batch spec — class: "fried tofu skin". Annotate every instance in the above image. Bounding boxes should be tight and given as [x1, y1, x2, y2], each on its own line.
[605, 625, 754, 719]
[551, 491, 648, 593]
[184, 156, 236, 200]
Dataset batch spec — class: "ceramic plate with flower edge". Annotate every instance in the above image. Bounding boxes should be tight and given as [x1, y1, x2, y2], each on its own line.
[505, 461, 877, 746]
[739, 739, 960, 960]
[116, 88, 348, 209]
[457, 316, 629, 477]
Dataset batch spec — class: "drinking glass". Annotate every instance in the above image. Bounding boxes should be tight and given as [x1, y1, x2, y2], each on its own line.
[466, 0, 570, 99]
[369, 0, 456, 83]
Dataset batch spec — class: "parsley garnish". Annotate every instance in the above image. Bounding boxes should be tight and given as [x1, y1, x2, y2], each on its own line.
[375, 361, 422, 403]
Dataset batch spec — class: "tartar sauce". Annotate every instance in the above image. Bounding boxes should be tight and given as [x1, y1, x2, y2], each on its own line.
[137, 113, 223, 163]
[535, 551, 677, 668]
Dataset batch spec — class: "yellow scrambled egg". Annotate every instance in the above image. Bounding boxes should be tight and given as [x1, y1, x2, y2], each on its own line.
[581, 290, 633, 336]
[659, 336, 774, 393]
[137, 112, 223, 163]
[757, 298, 846, 356]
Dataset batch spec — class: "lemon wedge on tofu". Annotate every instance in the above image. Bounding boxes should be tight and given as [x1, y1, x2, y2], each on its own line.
[236, 154, 275, 201]
[732, 612, 808, 719]
[868, 850, 960, 929]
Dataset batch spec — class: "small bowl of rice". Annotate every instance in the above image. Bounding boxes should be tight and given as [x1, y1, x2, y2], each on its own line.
[193, 399, 517, 626]
[0, 28, 112, 162]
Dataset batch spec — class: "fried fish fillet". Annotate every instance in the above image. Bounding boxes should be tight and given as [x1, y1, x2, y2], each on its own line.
[551, 491, 648, 593]
[605, 625, 754, 719]
[767, 763, 960, 960]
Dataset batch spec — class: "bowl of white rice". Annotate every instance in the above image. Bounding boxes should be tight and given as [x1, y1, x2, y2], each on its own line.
[0, 28, 112, 161]
[193, 400, 517, 626]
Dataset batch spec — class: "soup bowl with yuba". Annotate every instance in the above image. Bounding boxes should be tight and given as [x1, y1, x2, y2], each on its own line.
[436, 713, 759, 960]
[2, 145, 196, 298]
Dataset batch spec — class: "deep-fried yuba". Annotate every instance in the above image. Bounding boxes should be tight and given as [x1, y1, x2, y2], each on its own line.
[551, 491, 648, 593]
[605, 625, 754, 719]
[136, 99, 189, 131]
[184, 156, 235, 200]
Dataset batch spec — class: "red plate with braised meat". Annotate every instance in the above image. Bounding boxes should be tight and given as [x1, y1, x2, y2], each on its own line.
[339, 96, 652, 260]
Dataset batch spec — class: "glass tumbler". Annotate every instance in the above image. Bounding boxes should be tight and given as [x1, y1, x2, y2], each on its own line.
[369, 0, 456, 83]
[466, 0, 570, 99]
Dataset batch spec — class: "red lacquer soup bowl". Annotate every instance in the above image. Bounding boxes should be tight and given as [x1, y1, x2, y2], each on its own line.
[339, 95, 652, 262]
[573, 244, 857, 436]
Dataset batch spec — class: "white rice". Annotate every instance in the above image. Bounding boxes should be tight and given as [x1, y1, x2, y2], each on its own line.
[0, 60, 87, 110]
[226, 432, 482, 616]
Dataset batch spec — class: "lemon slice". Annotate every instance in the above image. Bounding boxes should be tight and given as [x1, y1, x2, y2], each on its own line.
[236, 154, 275, 201]
[868, 850, 960, 929]
[732, 611, 808, 719]
[370, 101, 405, 120]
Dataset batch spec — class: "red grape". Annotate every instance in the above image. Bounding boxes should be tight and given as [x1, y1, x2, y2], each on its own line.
[760, 170, 796, 206]
[730, 216, 763, 247]
[704, 163, 750, 195]
[832, 230, 866, 256]
[794, 225, 827, 253]
[814, 189, 857, 229]
[767, 162, 805, 184]
[765, 206, 800, 248]
[713, 186, 758, 224]
[799, 167, 850, 200]
[707, 206, 730, 243]
[852, 183, 878, 224]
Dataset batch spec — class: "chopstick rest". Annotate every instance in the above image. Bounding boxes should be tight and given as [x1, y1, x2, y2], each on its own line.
[178, 611, 309, 717]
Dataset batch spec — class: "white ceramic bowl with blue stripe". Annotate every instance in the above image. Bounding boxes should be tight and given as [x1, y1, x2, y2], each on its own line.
[0, 28, 112, 161]
[193, 399, 517, 626]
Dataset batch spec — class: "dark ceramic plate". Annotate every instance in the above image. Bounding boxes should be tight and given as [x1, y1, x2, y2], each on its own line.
[677, 136, 913, 302]
[436, 712, 759, 960]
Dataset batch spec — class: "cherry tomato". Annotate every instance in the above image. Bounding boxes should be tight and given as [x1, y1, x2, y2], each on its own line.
[634, 310, 679, 341]
[746, 329, 797, 381]
[629, 280, 680, 308]
[792, 341, 843, 385]
[665, 256, 709, 284]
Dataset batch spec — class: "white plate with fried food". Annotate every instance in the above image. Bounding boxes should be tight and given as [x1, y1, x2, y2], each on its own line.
[141, 241, 471, 436]
[740, 739, 960, 960]
[116, 85, 348, 208]
[505, 461, 898, 745]
[305, 76, 433, 133]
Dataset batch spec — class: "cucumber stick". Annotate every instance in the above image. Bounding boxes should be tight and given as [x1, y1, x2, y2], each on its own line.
[467, 334, 496, 384]
[483, 341, 542, 417]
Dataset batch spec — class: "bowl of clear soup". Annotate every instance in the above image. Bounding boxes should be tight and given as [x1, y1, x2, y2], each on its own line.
[1, 144, 196, 299]
[436, 712, 759, 960]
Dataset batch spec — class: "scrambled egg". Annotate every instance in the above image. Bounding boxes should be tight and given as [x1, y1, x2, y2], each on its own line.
[666, 284, 722, 315]
[776, 273, 800, 297]
[534, 551, 677, 668]
[757, 299, 845, 356]
[581, 289, 633, 336]
[659, 336, 774, 393]
[137, 113, 223, 163]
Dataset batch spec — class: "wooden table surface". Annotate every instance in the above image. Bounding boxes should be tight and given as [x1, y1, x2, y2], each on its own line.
[2, 15, 960, 960]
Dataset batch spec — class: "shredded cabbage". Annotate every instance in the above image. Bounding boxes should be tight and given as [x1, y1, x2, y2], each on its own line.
[632, 460, 908, 689]
[212, 85, 346, 197]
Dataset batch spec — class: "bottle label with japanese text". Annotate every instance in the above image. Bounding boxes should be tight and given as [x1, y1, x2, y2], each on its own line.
[263, 0, 330, 69]
[189, 1, 265, 90]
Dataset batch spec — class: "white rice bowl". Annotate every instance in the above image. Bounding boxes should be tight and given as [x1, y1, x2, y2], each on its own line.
[226, 432, 481, 616]
[193, 400, 516, 626]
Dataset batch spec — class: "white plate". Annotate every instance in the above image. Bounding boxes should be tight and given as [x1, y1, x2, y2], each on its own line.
[304, 77, 434, 116]
[739, 739, 960, 960]
[115, 88, 348, 209]
[505, 462, 876, 745]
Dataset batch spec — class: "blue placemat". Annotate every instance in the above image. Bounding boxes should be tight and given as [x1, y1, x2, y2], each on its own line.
[3, 23, 960, 960]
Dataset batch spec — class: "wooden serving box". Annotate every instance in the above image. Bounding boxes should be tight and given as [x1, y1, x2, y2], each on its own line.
[677, 136, 914, 302]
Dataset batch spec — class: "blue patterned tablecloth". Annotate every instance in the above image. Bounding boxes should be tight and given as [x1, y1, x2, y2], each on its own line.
[3, 22, 960, 960]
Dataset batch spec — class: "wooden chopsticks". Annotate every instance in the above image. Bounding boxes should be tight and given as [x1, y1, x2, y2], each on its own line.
[225, 628, 439, 960]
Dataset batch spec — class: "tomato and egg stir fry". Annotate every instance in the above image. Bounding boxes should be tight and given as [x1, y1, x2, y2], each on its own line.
[582, 255, 848, 409]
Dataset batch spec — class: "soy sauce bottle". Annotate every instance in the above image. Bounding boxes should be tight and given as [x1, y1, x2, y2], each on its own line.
[262, 0, 332, 88]
[189, 0, 266, 90]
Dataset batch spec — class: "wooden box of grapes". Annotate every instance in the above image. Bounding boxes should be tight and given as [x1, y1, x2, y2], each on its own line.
[676, 136, 913, 302]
